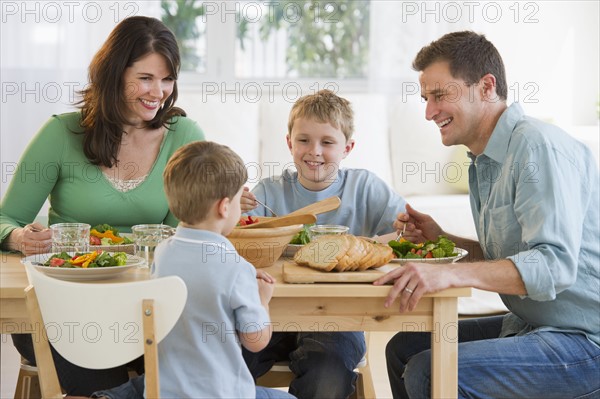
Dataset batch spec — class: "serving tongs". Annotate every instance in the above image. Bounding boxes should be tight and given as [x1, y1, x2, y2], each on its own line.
[286, 196, 341, 217]
[238, 213, 317, 229]
[239, 196, 341, 229]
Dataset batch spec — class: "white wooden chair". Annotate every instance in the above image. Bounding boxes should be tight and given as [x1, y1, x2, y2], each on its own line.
[23, 263, 187, 399]
[257, 332, 376, 399]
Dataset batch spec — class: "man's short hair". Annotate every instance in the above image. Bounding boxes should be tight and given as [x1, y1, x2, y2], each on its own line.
[164, 141, 247, 224]
[288, 89, 354, 141]
[413, 31, 507, 100]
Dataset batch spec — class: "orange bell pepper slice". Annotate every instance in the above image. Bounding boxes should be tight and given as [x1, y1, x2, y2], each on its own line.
[90, 229, 124, 244]
[71, 251, 98, 268]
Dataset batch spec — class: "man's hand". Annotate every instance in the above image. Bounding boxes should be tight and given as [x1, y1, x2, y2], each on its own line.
[374, 262, 458, 312]
[395, 204, 444, 243]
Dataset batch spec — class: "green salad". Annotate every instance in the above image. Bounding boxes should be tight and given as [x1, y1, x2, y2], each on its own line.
[388, 236, 457, 259]
[44, 251, 128, 268]
[289, 224, 314, 245]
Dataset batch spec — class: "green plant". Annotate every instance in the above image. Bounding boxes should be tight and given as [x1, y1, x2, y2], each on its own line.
[161, 0, 205, 71]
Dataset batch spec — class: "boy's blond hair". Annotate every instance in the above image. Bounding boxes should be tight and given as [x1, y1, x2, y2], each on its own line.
[163, 141, 247, 225]
[287, 89, 354, 141]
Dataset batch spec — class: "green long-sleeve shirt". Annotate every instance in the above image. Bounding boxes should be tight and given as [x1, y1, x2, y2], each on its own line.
[0, 112, 204, 242]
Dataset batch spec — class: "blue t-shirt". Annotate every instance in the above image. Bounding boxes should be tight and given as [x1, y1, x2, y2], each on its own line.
[153, 226, 270, 398]
[469, 103, 600, 346]
[248, 168, 407, 238]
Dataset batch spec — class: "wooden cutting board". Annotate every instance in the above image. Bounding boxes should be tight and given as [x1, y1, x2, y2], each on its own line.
[283, 261, 402, 284]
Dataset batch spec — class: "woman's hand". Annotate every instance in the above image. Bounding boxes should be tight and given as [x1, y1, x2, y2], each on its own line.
[240, 187, 258, 213]
[395, 204, 444, 243]
[4, 223, 52, 255]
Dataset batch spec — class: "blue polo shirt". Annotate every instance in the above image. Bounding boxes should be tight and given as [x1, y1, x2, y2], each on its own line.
[153, 226, 270, 398]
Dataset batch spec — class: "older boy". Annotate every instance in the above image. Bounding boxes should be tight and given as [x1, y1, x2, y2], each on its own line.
[241, 90, 407, 398]
[377, 31, 600, 398]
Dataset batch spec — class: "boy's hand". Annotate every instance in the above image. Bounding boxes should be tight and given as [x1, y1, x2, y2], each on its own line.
[256, 270, 275, 305]
[256, 269, 275, 283]
[394, 204, 443, 243]
[241, 187, 258, 213]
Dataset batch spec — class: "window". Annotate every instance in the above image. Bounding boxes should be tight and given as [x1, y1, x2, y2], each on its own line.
[160, 0, 207, 73]
[160, 0, 371, 89]
[235, 0, 370, 79]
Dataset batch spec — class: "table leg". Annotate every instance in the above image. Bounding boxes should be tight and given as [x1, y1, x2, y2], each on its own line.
[431, 297, 458, 399]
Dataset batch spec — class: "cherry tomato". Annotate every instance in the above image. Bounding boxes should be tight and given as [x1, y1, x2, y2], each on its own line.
[49, 258, 65, 267]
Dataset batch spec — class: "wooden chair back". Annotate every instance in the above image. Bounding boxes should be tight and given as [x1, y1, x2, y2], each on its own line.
[23, 263, 187, 399]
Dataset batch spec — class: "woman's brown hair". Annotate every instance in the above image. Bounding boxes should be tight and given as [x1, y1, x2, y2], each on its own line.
[77, 16, 185, 167]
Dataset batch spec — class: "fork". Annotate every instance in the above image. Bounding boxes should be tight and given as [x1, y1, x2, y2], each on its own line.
[255, 198, 278, 217]
[395, 222, 407, 241]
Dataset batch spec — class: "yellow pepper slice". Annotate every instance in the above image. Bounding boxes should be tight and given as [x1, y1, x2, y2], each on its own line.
[71, 251, 98, 268]
[90, 229, 124, 244]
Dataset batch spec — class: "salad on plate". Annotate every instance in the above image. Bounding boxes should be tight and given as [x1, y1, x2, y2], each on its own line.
[388, 236, 458, 259]
[44, 251, 128, 268]
[89, 224, 133, 246]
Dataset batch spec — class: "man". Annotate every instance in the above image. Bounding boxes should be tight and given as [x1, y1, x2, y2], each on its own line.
[375, 31, 600, 398]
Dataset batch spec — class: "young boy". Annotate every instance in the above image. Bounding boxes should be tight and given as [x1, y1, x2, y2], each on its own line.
[159, 140, 298, 399]
[241, 90, 407, 398]
[87, 141, 295, 399]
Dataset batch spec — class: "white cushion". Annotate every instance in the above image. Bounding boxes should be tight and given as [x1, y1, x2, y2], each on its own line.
[389, 96, 469, 196]
[177, 91, 261, 167]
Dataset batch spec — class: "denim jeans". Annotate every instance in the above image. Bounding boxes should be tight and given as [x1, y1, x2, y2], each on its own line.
[256, 386, 297, 399]
[11, 334, 144, 396]
[93, 375, 297, 399]
[243, 331, 366, 399]
[386, 315, 600, 399]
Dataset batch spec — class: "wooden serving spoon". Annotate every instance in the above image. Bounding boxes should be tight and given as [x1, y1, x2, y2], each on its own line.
[286, 196, 341, 217]
[238, 213, 317, 229]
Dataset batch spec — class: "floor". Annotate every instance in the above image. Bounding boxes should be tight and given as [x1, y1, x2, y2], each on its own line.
[2, 335, 21, 399]
[1, 332, 396, 398]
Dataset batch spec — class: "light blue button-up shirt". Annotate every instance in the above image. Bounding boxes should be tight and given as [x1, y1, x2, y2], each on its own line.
[468, 103, 600, 346]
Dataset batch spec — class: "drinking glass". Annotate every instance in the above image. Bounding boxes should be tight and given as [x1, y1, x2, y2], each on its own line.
[50, 223, 91, 253]
[131, 224, 175, 267]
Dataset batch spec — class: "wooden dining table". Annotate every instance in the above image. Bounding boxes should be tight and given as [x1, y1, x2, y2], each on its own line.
[1, 251, 471, 398]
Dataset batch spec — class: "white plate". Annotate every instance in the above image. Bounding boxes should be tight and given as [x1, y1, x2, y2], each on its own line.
[21, 252, 145, 281]
[389, 248, 468, 264]
[283, 244, 304, 257]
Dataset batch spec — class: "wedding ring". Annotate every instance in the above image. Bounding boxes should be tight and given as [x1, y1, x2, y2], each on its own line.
[404, 287, 414, 294]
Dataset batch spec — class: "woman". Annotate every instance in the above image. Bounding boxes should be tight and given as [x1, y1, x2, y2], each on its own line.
[0, 16, 204, 395]
[0, 16, 204, 256]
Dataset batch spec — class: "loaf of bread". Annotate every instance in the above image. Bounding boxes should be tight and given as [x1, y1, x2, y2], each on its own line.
[293, 235, 394, 272]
